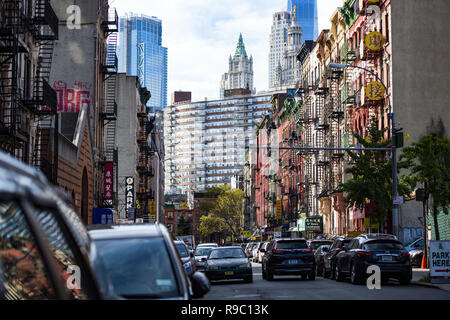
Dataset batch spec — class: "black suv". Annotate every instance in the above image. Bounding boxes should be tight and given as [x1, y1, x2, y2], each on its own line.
[0, 151, 115, 300]
[261, 238, 315, 281]
[334, 233, 412, 285]
[323, 236, 353, 279]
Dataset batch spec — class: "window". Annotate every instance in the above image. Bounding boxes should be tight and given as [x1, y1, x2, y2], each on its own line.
[0, 200, 56, 299]
[35, 208, 90, 299]
[385, 14, 390, 43]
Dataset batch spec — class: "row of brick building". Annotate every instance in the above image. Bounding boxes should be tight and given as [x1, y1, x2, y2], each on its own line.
[244, 0, 450, 243]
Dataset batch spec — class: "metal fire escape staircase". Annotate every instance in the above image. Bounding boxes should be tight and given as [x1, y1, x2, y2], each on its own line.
[100, 7, 118, 208]
[30, 0, 59, 183]
[0, 0, 28, 157]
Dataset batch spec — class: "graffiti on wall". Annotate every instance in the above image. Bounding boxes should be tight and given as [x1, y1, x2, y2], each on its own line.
[53, 80, 92, 113]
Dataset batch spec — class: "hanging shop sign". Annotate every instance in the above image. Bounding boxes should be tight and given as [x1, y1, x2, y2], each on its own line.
[125, 177, 135, 217]
[104, 162, 114, 200]
[305, 216, 323, 233]
[366, 81, 386, 101]
[296, 218, 306, 232]
[149, 201, 156, 221]
[276, 200, 282, 220]
[365, 31, 385, 51]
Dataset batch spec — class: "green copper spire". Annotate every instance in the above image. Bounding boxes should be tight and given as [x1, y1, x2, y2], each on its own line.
[234, 33, 248, 59]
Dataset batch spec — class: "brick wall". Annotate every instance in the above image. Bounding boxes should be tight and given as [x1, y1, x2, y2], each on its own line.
[57, 123, 94, 225]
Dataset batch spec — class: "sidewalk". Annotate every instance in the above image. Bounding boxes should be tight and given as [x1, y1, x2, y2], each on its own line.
[411, 268, 450, 292]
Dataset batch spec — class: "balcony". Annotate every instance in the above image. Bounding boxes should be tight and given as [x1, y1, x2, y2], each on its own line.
[22, 79, 57, 114]
[33, 0, 59, 40]
[101, 8, 119, 36]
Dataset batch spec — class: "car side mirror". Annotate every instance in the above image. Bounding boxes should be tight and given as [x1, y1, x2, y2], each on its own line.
[190, 272, 210, 298]
[201, 257, 207, 262]
[190, 251, 194, 258]
[260, 249, 266, 253]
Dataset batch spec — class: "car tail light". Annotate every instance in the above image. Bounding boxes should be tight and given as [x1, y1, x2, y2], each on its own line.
[301, 248, 313, 253]
[272, 249, 286, 254]
[402, 252, 410, 257]
[335, 248, 343, 254]
[357, 251, 372, 256]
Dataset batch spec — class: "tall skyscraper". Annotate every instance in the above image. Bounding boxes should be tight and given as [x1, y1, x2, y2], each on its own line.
[220, 34, 254, 98]
[287, 0, 318, 41]
[268, 11, 303, 90]
[118, 13, 168, 113]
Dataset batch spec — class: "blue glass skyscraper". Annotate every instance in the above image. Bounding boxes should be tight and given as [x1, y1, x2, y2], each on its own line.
[118, 14, 168, 112]
[287, 0, 319, 42]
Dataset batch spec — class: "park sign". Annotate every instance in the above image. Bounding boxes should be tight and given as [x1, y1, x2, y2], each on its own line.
[305, 216, 323, 233]
[430, 241, 450, 283]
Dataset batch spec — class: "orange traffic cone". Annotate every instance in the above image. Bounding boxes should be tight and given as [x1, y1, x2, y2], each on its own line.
[421, 253, 427, 269]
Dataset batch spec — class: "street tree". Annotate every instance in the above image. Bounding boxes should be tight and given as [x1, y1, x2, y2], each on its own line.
[199, 186, 244, 241]
[339, 119, 411, 230]
[176, 215, 192, 236]
[399, 132, 450, 240]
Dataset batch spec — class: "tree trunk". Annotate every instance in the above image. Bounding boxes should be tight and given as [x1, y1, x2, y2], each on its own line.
[433, 205, 440, 241]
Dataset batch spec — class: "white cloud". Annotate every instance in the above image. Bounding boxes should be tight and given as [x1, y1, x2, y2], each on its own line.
[112, 0, 343, 103]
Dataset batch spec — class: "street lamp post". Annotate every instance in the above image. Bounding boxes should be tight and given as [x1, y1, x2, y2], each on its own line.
[329, 63, 399, 238]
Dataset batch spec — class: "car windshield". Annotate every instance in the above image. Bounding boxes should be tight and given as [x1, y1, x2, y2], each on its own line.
[209, 248, 246, 259]
[310, 241, 332, 249]
[195, 247, 212, 256]
[175, 243, 189, 258]
[276, 241, 308, 249]
[363, 240, 405, 251]
[95, 238, 180, 299]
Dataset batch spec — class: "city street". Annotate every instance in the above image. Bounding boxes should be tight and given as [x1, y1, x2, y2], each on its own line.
[204, 263, 450, 300]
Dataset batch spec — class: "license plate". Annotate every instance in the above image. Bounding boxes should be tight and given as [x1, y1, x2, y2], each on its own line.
[225, 271, 234, 275]
[382, 255, 393, 262]
[285, 259, 301, 265]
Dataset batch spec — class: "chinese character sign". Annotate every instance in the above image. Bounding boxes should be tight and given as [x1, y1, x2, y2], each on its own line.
[366, 81, 386, 101]
[365, 31, 384, 51]
[104, 162, 113, 200]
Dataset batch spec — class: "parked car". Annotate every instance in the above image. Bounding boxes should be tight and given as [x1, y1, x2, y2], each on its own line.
[308, 240, 333, 253]
[334, 234, 412, 285]
[323, 236, 353, 279]
[258, 242, 270, 263]
[244, 242, 255, 257]
[252, 242, 264, 263]
[204, 246, 253, 283]
[405, 237, 424, 252]
[0, 151, 116, 300]
[194, 246, 215, 271]
[314, 245, 331, 276]
[261, 238, 315, 281]
[174, 240, 196, 277]
[89, 224, 210, 299]
[197, 243, 218, 248]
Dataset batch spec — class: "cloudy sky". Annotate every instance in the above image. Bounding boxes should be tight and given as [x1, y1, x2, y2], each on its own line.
[112, 0, 343, 102]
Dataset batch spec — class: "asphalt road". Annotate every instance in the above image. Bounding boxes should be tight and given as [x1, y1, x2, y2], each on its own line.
[203, 263, 450, 300]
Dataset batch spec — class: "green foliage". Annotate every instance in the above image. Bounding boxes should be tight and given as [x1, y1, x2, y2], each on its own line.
[198, 187, 244, 239]
[175, 215, 191, 236]
[399, 133, 450, 240]
[339, 119, 393, 224]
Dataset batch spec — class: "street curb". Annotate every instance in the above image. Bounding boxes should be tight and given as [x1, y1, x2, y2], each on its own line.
[411, 281, 450, 292]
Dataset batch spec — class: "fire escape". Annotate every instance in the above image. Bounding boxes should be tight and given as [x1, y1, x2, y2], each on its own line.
[0, 0, 58, 182]
[315, 82, 330, 200]
[100, 6, 118, 208]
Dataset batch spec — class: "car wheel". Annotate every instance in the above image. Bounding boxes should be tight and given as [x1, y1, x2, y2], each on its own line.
[262, 265, 266, 279]
[330, 263, 336, 280]
[335, 264, 343, 282]
[323, 265, 329, 278]
[266, 269, 273, 281]
[308, 271, 316, 281]
[315, 263, 320, 276]
[350, 263, 362, 285]
[244, 276, 253, 283]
